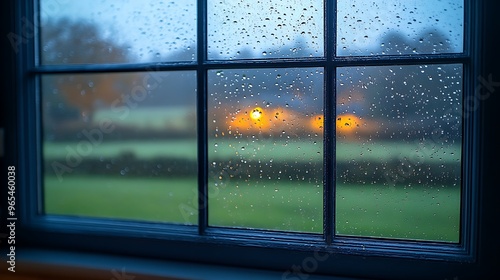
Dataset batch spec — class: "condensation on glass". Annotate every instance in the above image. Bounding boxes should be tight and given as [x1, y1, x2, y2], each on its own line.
[208, 68, 324, 232]
[335, 64, 462, 242]
[39, 0, 197, 64]
[42, 71, 198, 224]
[207, 0, 324, 60]
[337, 0, 464, 56]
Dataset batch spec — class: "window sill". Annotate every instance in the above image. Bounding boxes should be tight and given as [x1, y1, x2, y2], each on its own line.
[0, 248, 367, 280]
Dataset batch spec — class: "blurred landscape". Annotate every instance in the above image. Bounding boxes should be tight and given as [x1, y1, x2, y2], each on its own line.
[41, 1, 463, 242]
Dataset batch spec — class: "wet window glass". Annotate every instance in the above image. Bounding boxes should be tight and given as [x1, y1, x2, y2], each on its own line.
[336, 64, 462, 242]
[42, 71, 198, 224]
[207, 0, 324, 60]
[36, 0, 468, 242]
[337, 0, 464, 56]
[208, 68, 324, 232]
[40, 0, 197, 64]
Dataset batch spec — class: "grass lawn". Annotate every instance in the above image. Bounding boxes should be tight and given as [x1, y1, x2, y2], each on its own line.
[45, 176, 460, 242]
[43, 140, 198, 161]
[44, 176, 199, 224]
[336, 184, 460, 242]
[208, 180, 323, 233]
[44, 139, 461, 163]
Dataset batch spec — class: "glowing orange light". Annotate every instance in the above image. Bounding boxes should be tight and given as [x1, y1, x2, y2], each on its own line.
[310, 115, 324, 133]
[336, 113, 361, 133]
[226, 107, 270, 133]
[250, 107, 264, 121]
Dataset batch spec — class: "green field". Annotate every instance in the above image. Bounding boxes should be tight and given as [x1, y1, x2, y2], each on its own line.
[45, 175, 460, 242]
[45, 176, 197, 223]
[43, 140, 198, 161]
[336, 184, 460, 241]
[43, 138, 461, 242]
[44, 139, 461, 163]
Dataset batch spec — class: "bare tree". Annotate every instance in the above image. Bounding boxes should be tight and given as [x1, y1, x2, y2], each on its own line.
[41, 18, 134, 123]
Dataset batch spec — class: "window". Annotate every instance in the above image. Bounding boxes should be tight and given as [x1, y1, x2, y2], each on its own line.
[3, 0, 498, 279]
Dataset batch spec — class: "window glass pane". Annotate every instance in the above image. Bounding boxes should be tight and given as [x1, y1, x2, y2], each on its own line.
[337, 0, 464, 56]
[208, 0, 324, 60]
[39, 0, 196, 64]
[208, 68, 324, 232]
[42, 71, 197, 224]
[336, 64, 462, 242]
